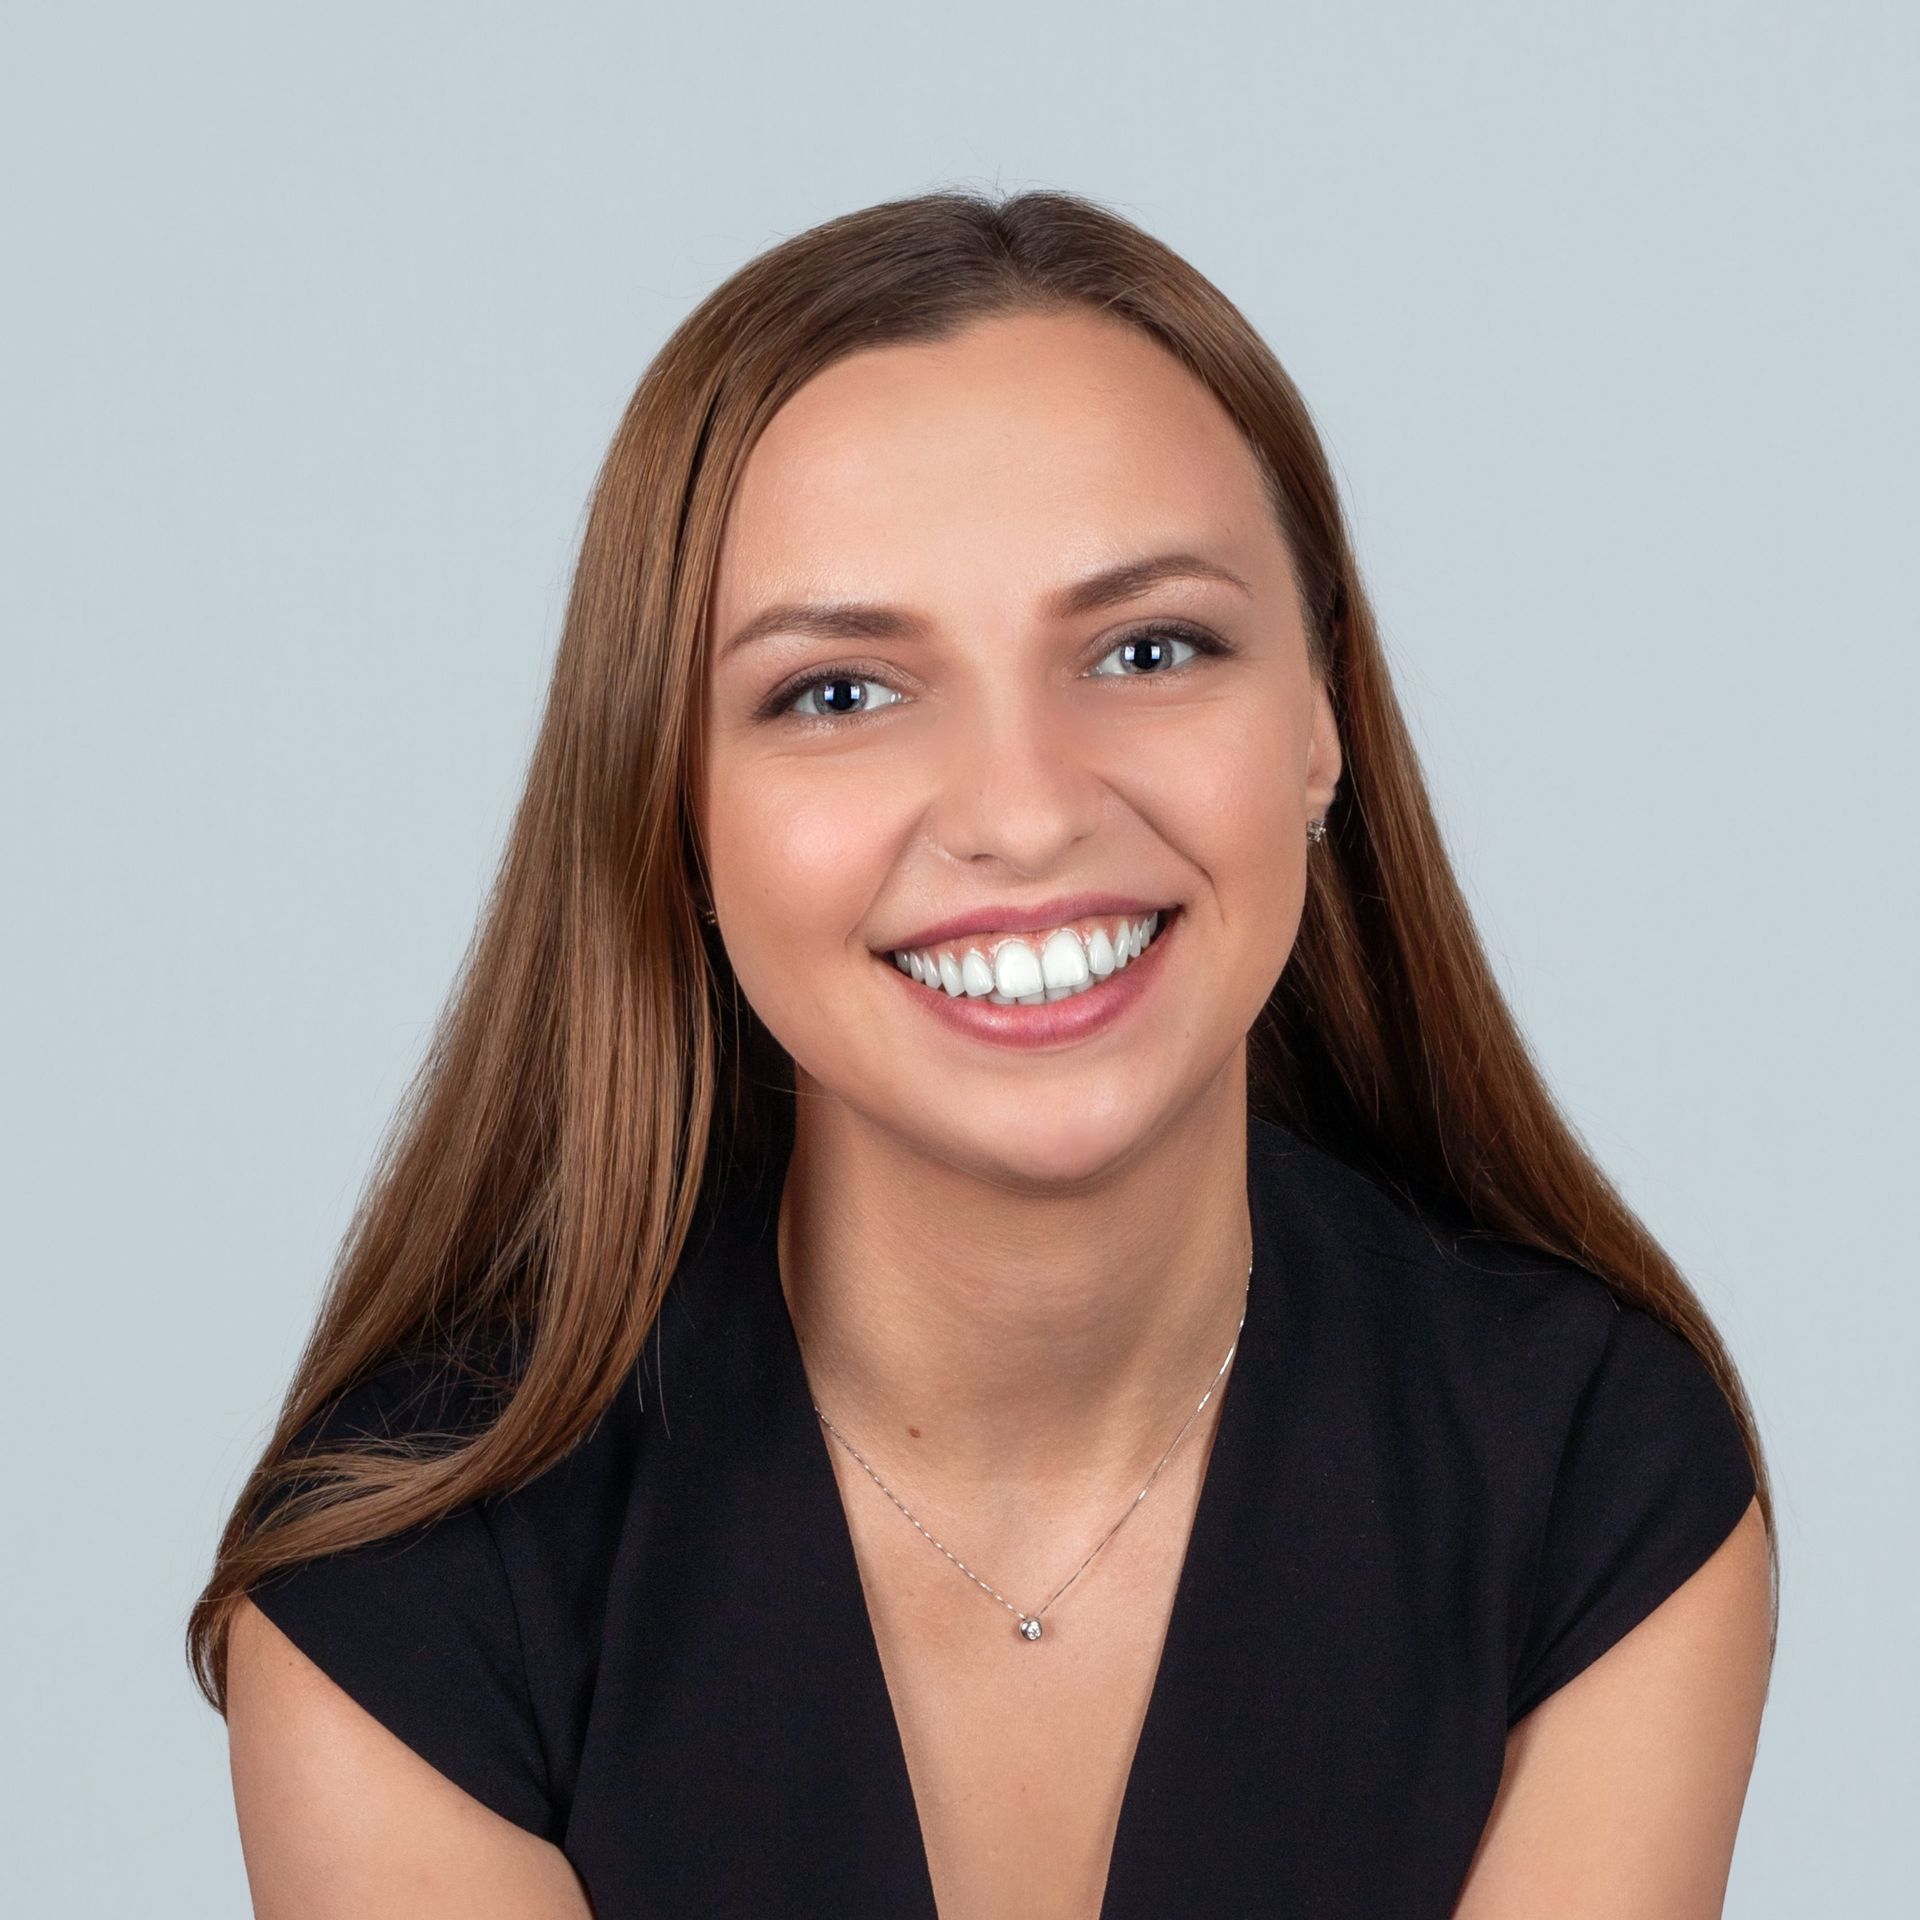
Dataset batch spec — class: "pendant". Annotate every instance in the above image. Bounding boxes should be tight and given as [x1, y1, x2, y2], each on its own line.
[1019, 1617, 1043, 1641]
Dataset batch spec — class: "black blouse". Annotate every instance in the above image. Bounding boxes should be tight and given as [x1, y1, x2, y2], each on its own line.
[249, 1113, 1757, 1917]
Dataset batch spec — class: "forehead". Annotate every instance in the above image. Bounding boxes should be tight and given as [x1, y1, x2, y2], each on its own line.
[709, 309, 1284, 627]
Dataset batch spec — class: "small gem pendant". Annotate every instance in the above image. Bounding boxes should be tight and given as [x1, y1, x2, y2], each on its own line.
[1019, 1616, 1043, 1641]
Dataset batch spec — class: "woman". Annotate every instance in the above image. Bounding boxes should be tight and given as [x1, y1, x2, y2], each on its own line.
[191, 188, 1776, 1918]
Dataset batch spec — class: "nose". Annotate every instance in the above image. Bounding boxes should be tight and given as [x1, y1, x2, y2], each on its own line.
[921, 680, 1108, 877]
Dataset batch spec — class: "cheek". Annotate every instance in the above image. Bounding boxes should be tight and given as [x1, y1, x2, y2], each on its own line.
[1165, 696, 1299, 871]
[1161, 696, 1311, 1009]
[719, 755, 896, 898]
[701, 746, 900, 995]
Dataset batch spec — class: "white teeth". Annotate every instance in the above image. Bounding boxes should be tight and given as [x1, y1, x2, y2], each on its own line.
[890, 911, 1165, 1006]
[1040, 927, 1090, 991]
[993, 939, 1044, 999]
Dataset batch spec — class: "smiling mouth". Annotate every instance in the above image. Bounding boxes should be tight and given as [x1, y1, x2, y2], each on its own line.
[880, 907, 1178, 1004]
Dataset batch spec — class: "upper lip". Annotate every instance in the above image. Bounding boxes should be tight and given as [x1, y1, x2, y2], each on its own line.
[877, 893, 1176, 954]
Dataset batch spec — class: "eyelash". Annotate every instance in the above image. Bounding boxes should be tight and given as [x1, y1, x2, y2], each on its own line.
[756, 622, 1235, 727]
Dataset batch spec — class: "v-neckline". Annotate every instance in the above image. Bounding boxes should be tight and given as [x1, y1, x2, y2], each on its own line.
[750, 1159, 1274, 1920]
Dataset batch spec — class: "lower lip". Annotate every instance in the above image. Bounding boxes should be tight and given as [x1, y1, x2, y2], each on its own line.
[874, 909, 1183, 1051]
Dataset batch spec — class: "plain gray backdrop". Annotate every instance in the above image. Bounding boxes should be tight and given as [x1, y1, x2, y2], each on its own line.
[4, 2, 1913, 1910]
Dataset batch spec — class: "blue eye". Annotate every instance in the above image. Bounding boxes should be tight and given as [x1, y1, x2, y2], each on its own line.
[1087, 628, 1206, 678]
[761, 623, 1231, 726]
[781, 674, 907, 722]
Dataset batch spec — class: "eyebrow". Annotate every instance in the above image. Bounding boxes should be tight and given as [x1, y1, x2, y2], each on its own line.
[716, 550, 1254, 662]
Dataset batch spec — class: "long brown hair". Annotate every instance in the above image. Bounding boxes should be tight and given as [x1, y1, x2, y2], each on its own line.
[188, 186, 1776, 1710]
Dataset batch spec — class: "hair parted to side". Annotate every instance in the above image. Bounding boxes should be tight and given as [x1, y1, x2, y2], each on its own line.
[188, 185, 1775, 1710]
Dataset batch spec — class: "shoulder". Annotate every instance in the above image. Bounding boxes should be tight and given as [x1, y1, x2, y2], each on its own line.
[1249, 1114, 1627, 1417]
[227, 1590, 591, 1917]
[1271, 1129, 1744, 1469]
[1249, 1114, 1759, 1723]
[1452, 1491, 1770, 1915]
[1251, 1112, 1746, 1460]
[279, 1335, 523, 1461]
[245, 1327, 639, 1848]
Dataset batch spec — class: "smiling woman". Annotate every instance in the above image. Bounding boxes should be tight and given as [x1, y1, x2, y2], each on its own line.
[192, 188, 1775, 1920]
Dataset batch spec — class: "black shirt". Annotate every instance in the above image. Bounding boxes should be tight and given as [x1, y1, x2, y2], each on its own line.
[249, 1113, 1757, 1917]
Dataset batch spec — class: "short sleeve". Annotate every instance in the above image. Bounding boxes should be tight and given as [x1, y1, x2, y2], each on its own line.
[1507, 1302, 1758, 1725]
[246, 1359, 557, 1842]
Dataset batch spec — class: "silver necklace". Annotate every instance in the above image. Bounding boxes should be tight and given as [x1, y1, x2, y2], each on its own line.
[809, 1256, 1252, 1643]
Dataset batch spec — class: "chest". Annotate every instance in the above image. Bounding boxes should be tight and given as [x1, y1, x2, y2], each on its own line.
[832, 1428, 1218, 1920]
[559, 1282, 1521, 1918]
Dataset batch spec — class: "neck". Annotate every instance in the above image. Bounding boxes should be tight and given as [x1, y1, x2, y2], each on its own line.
[775, 1064, 1253, 1509]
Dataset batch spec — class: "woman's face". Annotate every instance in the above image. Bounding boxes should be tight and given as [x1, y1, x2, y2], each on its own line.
[700, 307, 1341, 1189]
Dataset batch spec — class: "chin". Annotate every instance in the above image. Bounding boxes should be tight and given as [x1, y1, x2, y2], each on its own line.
[902, 1094, 1169, 1196]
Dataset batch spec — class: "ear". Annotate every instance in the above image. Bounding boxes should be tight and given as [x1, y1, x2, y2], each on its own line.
[1304, 676, 1343, 823]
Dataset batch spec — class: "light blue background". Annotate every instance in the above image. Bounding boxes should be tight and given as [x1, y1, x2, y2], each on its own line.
[4, 2, 1912, 1909]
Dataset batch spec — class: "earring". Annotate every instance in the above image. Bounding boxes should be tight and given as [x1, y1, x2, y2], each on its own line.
[1307, 816, 1328, 846]
[701, 904, 717, 924]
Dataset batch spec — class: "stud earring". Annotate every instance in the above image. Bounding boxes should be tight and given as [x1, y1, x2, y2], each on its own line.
[1307, 816, 1328, 846]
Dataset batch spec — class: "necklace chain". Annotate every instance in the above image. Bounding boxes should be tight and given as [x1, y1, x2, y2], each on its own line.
[810, 1256, 1252, 1643]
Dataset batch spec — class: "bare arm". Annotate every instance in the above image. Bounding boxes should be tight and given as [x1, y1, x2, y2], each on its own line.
[1453, 1496, 1773, 1919]
[226, 1597, 594, 1920]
